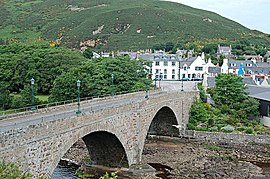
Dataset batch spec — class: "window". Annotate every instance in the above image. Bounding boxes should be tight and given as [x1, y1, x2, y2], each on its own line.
[172, 61, 176, 66]
[164, 75, 167, 79]
[182, 74, 185, 78]
[172, 69, 175, 74]
[164, 69, 167, 74]
[183, 66, 187, 70]
[188, 74, 191, 78]
[172, 75, 175, 79]
[155, 69, 159, 74]
[155, 61, 160, 66]
[164, 61, 168, 66]
[195, 67, 203, 71]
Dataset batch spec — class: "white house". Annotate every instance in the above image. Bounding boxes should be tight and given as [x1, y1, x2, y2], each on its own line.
[180, 54, 207, 80]
[140, 51, 208, 81]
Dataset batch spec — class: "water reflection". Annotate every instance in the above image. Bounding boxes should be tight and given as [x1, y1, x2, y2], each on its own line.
[51, 162, 79, 179]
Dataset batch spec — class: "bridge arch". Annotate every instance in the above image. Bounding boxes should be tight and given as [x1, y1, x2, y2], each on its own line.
[82, 131, 129, 167]
[50, 129, 130, 176]
[148, 106, 179, 137]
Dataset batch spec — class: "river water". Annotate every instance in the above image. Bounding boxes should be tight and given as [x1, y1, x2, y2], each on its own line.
[51, 163, 79, 179]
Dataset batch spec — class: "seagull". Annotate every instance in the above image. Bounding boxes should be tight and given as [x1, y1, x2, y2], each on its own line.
[172, 124, 181, 129]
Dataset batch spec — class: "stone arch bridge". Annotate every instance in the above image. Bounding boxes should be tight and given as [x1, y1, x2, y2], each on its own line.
[0, 91, 197, 177]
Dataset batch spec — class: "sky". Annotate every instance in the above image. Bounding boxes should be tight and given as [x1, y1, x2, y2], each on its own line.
[165, 0, 270, 34]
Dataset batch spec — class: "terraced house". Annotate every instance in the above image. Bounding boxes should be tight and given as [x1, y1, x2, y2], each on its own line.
[139, 51, 214, 81]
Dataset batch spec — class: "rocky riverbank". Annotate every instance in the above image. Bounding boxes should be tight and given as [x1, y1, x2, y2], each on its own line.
[63, 137, 270, 178]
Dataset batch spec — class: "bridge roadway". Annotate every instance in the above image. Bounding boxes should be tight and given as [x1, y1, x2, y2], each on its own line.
[0, 91, 165, 132]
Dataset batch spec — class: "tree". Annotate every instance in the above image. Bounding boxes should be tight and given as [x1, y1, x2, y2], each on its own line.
[49, 57, 150, 102]
[0, 83, 12, 110]
[0, 43, 86, 95]
[164, 42, 174, 52]
[213, 74, 247, 107]
[82, 48, 93, 59]
[213, 74, 259, 119]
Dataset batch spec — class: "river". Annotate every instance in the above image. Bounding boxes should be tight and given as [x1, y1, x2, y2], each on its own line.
[52, 138, 270, 178]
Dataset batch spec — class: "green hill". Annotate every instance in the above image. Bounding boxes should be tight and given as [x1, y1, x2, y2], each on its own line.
[1, 0, 270, 50]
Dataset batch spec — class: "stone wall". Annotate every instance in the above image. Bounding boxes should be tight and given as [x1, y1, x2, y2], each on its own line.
[185, 130, 270, 144]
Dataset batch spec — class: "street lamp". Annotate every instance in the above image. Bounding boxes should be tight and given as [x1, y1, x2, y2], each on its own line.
[179, 60, 184, 91]
[158, 73, 162, 89]
[111, 74, 114, 96]
[145, 73, 149, 99]
[30, 78, 36, 111]
[154, 75, 157, 90]
[76, 80, 81, 115]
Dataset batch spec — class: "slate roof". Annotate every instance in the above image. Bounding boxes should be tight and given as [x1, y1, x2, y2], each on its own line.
[245, 67, 270, 75]
[139, 53, 179, 62]
[246, 85, 270, 101]
[207, 77, 257, 88]
[242, 77, 257, 85]
[180, 57, 197, 67]
[228, 60, 255, 69]
[255, 62, 270, 68]
[208, 67, 221, 74]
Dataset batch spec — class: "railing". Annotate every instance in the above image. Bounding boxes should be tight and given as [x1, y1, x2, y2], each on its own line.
[0, 89, 151, 120]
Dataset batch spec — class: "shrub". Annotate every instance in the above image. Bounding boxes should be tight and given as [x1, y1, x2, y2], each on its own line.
[0, 161, 32, 178]
[187, 123, 196, 130]
[245, 127, 254, 134]
[222, 125, 235, 133]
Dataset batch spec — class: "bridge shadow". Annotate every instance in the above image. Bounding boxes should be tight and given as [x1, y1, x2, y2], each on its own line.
[147, 106, 179, 137]
[82, 131, 129, 168]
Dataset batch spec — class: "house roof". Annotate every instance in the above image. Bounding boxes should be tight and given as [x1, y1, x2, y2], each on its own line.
[139, 53, 179, 62]
[207, 77, 257, 88]
[255, 62, 270, 68]
[228, 60, 255, 69]
[220, 46, 230, 51]
[208, 67, 221, 74]
[245, 67, 270, 75]
[180, 57, 197, 67]
[242, 77, 257, 85]
[246, 85, 270, 101]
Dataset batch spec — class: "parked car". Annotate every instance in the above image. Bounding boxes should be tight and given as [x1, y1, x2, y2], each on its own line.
[191, 78, 203, 81]
[180, 78, 190, 81]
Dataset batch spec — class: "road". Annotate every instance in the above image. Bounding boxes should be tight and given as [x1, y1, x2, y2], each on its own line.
[155, 80, 199, 92]
[0, 82, 198, 133]
[0, 91, 164, 132]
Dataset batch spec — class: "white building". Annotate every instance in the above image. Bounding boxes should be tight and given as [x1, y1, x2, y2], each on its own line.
[140, 51, 208, 81]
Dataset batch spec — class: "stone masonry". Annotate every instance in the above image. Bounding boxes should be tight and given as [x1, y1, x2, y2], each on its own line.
[0, 91, 197, 177]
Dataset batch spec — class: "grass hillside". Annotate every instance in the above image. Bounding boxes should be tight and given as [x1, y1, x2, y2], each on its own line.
[1, 0, 270, 50]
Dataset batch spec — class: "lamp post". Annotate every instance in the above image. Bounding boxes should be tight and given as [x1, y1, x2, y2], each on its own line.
[158, 73, 163, 89]
[154, 75, 157, 90]
[76, 80, 81, 115]
[145, 73, 149, 99]
[30, 78, 36, 111]
[111, 73, 114, 96]
[180, 61, 184, 91]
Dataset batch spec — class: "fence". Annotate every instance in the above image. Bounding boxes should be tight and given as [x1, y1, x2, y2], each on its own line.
[0, 89, 148, 120]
